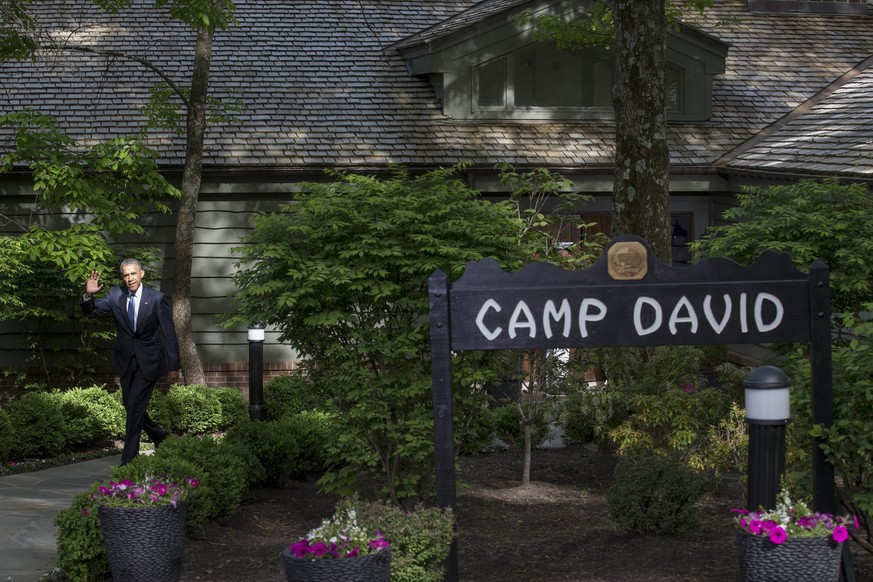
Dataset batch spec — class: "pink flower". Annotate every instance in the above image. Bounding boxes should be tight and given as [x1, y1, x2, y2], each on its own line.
[749, 519, 763, 535]
[290, 540, 310, 558]
[853, 515, 860, 530]
[833, 526, 848, 543]
[768, 526, 787, 545]
[310, 542, 328, 557]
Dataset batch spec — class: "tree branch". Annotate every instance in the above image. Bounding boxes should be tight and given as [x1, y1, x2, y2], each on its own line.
[53, 44, 190, 109]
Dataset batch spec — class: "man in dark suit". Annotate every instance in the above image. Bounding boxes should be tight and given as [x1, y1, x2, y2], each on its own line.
[81, 258, 181, 465]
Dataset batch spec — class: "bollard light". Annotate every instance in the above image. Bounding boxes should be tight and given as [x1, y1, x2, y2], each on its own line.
[744, 365, 790, 511]
[248, 323, 267, 421]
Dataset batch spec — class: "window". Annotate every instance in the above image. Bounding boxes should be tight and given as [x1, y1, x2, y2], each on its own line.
[473, 43, 684, 118]
[474, 43, 613, 116]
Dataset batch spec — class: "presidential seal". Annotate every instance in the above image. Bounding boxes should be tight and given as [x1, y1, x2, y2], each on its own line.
[608, 241, 648, 280]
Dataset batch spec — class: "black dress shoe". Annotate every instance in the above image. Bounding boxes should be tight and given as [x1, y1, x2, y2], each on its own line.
[153, 431, 170, 447]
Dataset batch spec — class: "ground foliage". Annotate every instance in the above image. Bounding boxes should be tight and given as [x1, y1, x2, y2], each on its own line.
[177, 444, 873, 581]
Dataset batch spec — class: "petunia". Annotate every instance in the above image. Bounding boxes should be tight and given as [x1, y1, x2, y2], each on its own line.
[854, 515, 860, 530]
[833, 525, 848, 543]
[310, 541, 328, 557]
[768, 526, 787, 545]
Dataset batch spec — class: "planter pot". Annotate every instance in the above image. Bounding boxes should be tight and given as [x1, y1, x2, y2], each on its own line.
[736, 529, 842, 582]
[98, 501, 188, 582]
[281, 547, 391, 582]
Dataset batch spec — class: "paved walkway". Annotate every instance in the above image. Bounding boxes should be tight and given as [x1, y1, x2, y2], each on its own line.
[0, 455, 119, 582]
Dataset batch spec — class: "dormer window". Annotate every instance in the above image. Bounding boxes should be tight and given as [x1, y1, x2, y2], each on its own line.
[473, 43, 687, 119]
[474, 43, 613, 117]
[395, 0, 727, 123]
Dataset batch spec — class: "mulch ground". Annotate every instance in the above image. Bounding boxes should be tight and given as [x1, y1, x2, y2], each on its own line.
[179, 444, 873, 581]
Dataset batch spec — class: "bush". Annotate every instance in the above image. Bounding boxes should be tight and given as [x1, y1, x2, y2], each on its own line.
[159, 384, 223, 436]
[491, 402, 551, 450]
[53, 386, 125, 448]
[264, 373, 325, 420]
[227, 164, 528, 505]
[608, 387, 733, 468]
[606, 450, 704, 535]
[211, 386, 248, 430]
[3, 391, 66, 458]
[52, 390, 101, 447]
[54, 491, 109, 582]
[149, 435, 249, 523]
[342, 498, 455, 582]
[559, 385, 630, 446]
[0, 409, 13, 462]
[224, 413, 333, 488]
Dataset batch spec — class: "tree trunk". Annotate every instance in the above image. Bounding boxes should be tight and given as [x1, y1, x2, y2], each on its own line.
[611, 0, 672, 264]
[172, 25, 212, 386]
[522, 422, 532, 486]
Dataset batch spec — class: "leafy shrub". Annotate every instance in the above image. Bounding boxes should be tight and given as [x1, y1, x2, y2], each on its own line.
[0, 409, 13, 462]
[264, 373, 325, 420]
[606, 450, 704, 535]
[608, 387, 733, 468]
[690, 178, 873, 317]
[797, 308, 873, 555]
[54, 491, 109, 582]
[3, 391, 66, 458]
[227, 164, 527, 505]
[53, 386, 125, 447]
[210, 386, 248, 429]
[223, 413, 333, 488]
[149, 435, 248, 523]
[344, 498, 455, 582]
[52, 390, 101, 447]
[160, 384, 222, 436]
[111, 454, 209, 535]
[491, 402, 551, 450]
[559, 385, 630, 446]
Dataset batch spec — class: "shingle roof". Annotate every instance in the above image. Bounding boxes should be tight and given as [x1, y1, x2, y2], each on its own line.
[1, 0, 872, 178]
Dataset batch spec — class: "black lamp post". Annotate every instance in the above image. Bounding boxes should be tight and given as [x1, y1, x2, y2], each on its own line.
[744, 365, 791, 511]
[248, 323, 267, 421]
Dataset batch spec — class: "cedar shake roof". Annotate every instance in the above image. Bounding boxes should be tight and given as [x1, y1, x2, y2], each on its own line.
[1, 0, 872, 180]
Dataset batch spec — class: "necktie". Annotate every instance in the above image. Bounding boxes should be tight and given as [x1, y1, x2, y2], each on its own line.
[128, 293, 136, 331]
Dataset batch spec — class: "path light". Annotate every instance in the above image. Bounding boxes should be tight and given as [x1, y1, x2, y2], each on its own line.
[744, 365, 791, 511]
[248, 323, 267, 421]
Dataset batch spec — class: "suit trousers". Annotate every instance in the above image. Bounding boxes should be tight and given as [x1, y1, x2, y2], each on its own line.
[119, 358, 167, 465]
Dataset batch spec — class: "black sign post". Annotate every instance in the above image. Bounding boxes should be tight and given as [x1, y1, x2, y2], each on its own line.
[429, 235, 837, 581]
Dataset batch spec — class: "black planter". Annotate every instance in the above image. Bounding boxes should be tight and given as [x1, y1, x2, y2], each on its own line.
[98, 501, 187, 582]
[281, 547, 391, 582]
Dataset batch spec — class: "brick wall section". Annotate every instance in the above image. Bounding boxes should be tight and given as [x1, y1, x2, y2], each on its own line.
[0, 361, 298, 403]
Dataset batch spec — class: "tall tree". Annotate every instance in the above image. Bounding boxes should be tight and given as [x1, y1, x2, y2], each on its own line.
[1, 0, 238, 385]
[611, 0, 670, 263]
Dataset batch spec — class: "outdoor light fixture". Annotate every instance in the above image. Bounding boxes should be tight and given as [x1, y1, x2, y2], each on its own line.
[744, 365, 791, 511]
[248, 323, 267, 421]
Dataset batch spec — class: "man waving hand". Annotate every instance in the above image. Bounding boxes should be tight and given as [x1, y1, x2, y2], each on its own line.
[81, 259, 181, 465]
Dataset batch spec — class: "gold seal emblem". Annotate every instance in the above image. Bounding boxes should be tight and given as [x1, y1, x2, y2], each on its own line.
[608, 242, 648, 280]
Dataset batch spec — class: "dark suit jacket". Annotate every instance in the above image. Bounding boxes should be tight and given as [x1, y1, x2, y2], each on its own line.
[81, 284, 181, 381]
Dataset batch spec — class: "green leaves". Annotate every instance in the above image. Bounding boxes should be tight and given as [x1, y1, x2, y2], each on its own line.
[227, 164, 527, 505]
[692, 178, 873, 317]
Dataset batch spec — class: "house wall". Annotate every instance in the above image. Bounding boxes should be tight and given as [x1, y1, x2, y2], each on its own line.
[0, 171, 738, 390]
[0, 176, 300, 389]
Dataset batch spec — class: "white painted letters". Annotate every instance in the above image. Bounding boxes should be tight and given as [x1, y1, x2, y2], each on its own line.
[474, 291, 785, 342]
[475, 299, 502, 341]
[508, 301, 536, 339]
[578, 298, 607, 338]
[543, 299, 572, 339]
